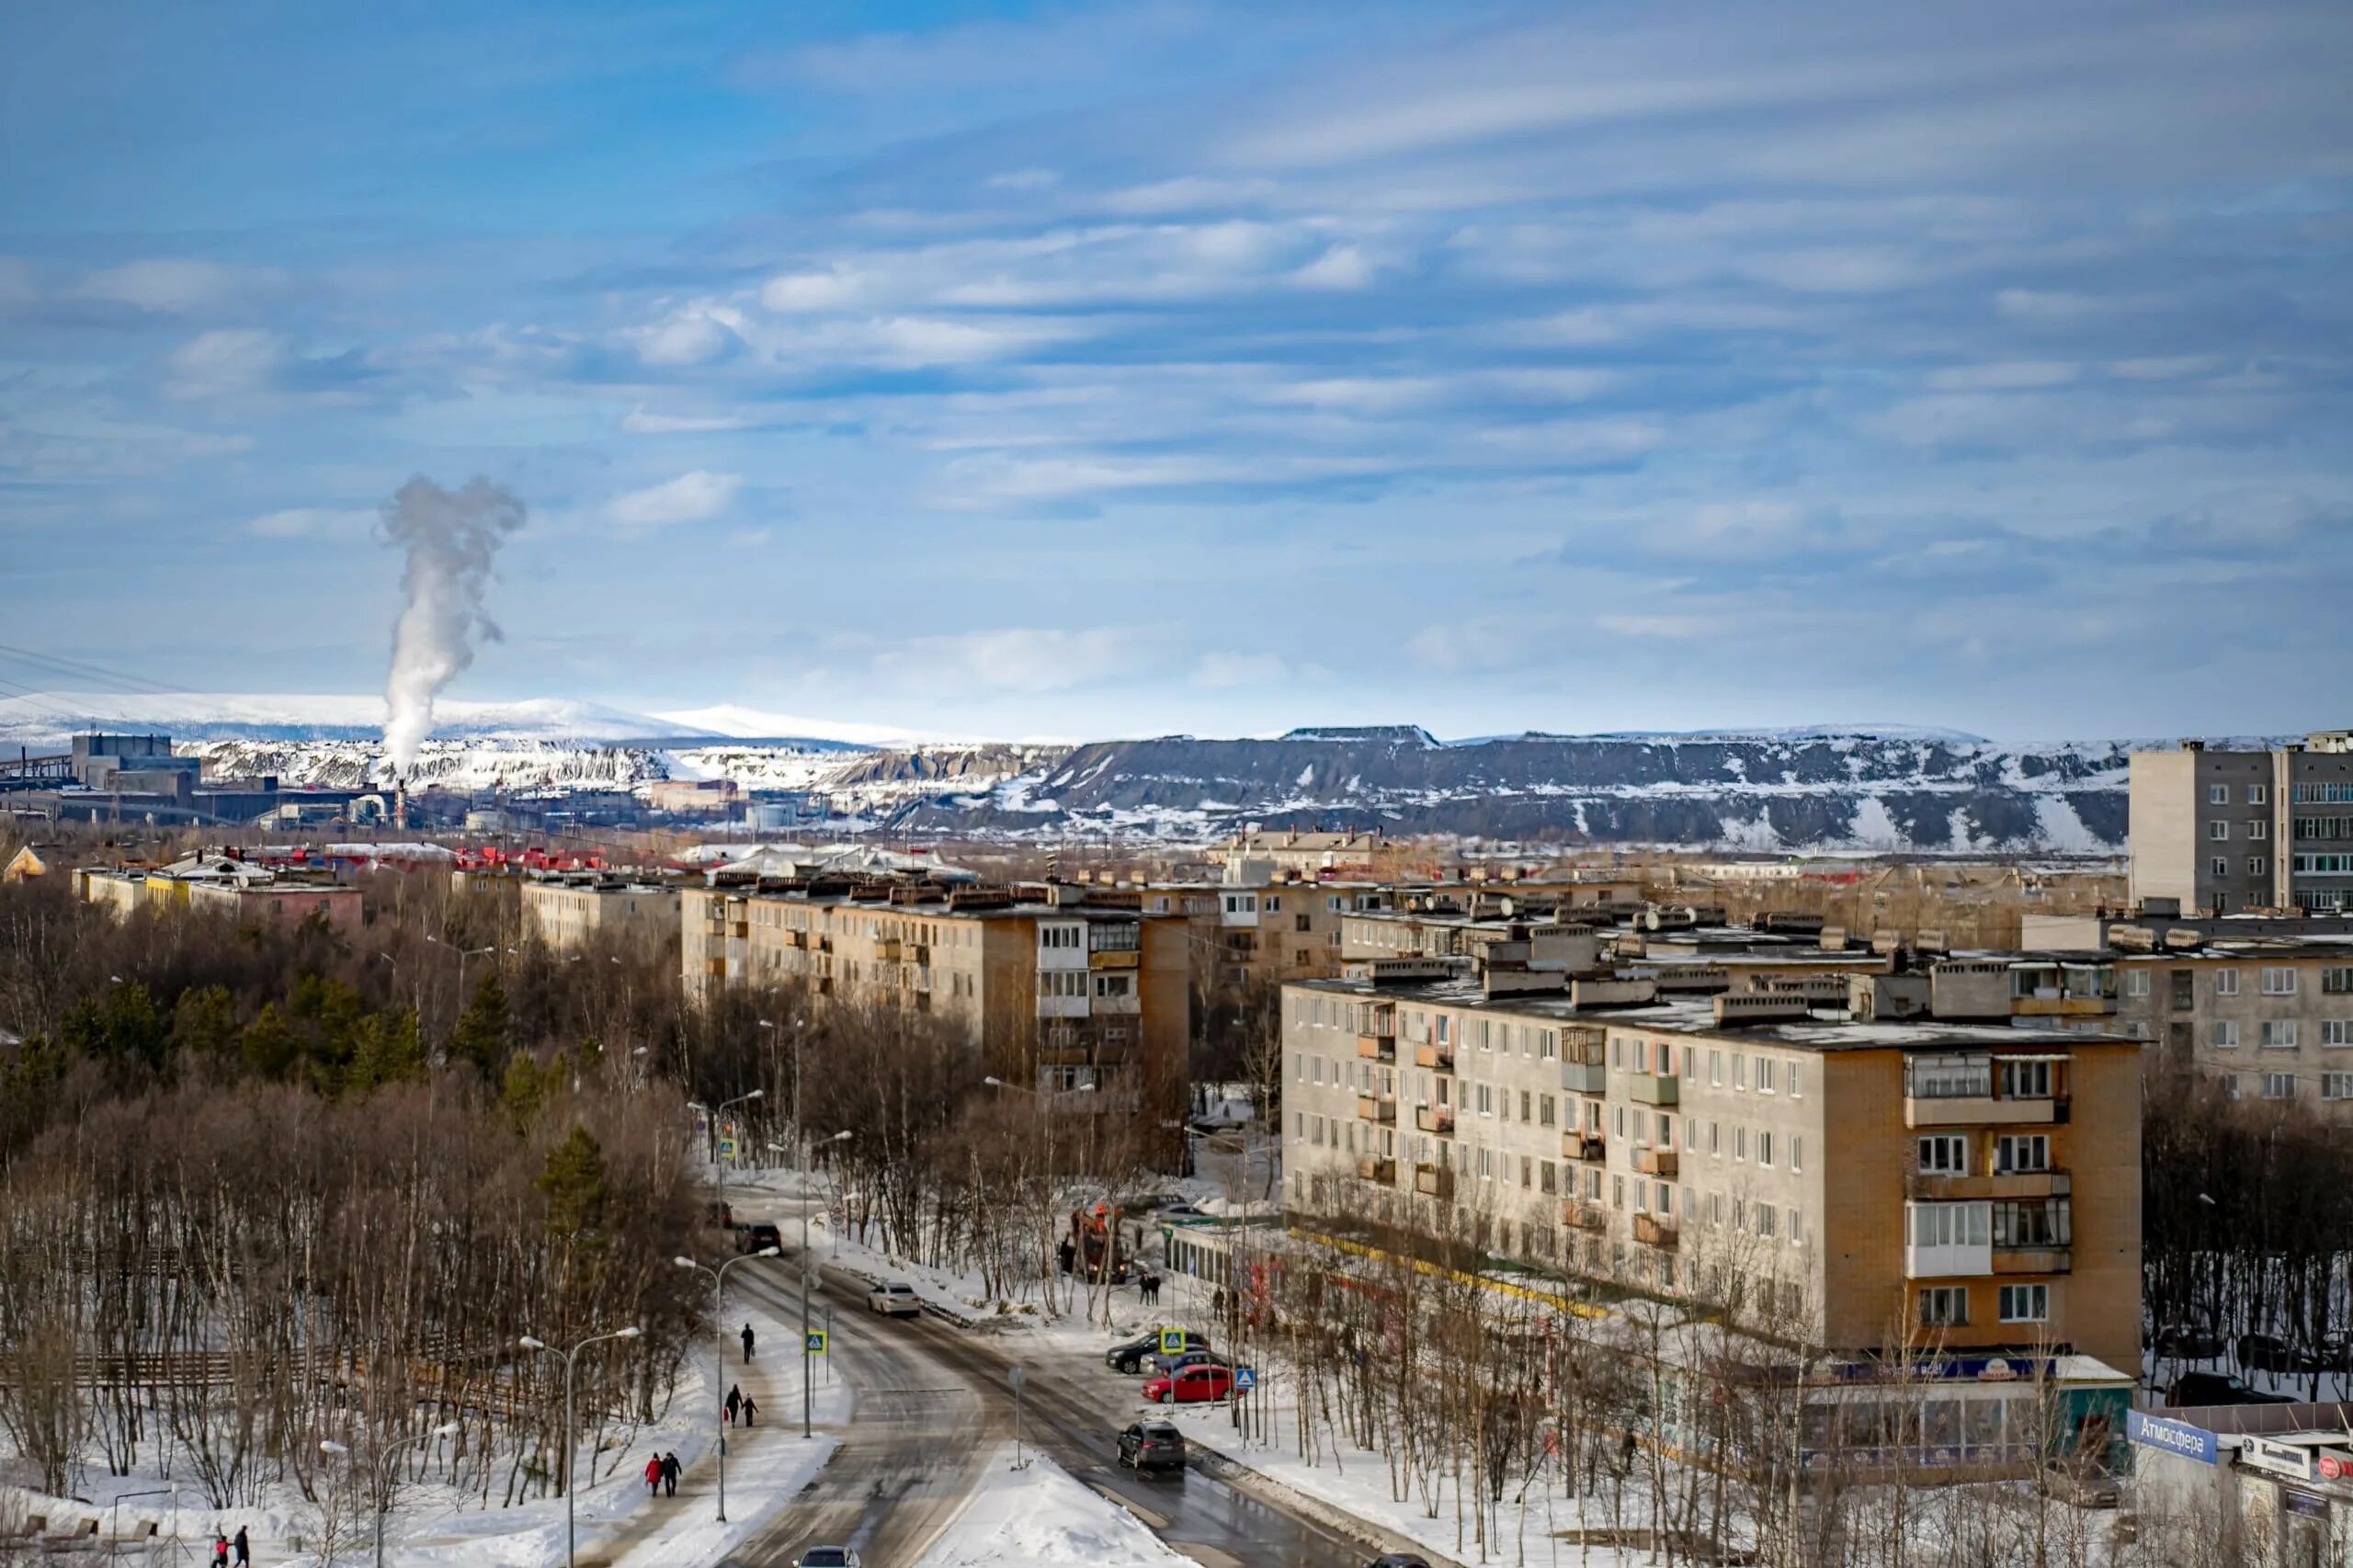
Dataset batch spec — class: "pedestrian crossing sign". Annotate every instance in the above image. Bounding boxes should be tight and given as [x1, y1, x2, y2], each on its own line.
[1159, 1328, 1188, 1354]
[806, 1330, 828, 1355]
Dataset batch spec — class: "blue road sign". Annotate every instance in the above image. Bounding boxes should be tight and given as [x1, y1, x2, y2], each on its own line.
[1233, 1367, 1256, 1391]
[805, 1330, 828, 1355]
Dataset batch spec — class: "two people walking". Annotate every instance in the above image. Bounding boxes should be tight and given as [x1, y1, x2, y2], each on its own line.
[724, 1382, 760, 1426]
[210, 1528, 249, 1567]
[642, 1450, 683, 1498]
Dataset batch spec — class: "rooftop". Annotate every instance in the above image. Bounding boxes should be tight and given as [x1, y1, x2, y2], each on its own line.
[1289, 972, 2135, 1053]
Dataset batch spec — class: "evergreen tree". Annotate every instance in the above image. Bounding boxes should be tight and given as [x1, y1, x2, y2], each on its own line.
[171, 986, 240, 1064]
[448, 970, 511, 1080]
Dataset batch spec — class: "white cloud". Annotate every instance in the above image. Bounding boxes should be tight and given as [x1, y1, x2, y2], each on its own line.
[1406, 619, 1531, 674]
[628, 303, 745, 367]
[1290, 244, 1375, 289]
[874, 627, 1138, 692]
[1192, 652, 1290, 688]
[760, 268, 872, 312]
[246, 506, 373, 540]
[76, 259, 270, 313]
[620, 403, 752, 434]
[605, 471, 744, 528]
[164, 329, 290, 398]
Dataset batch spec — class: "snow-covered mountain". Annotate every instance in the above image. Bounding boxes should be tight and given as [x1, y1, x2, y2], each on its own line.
[0, 693, 2173, 852]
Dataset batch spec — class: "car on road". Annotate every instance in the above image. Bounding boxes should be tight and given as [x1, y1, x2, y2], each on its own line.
[2236, 1333, 2302, 1373]
[794, 1549, 860, 1568]
[1145, 1363, 1236, 1404]
[2038, 1459, 2122, 1509]
[1364, 1556, 1435, 1568]
[868, 1281, 922, 1318]
[2151, 1323, 2225, 1360]
[2166, 1369, 2293, 1407]
[1117, 1419, 1188, 1475]
[1108, 1329, 1211, 1374]
[735, 1222, 785, 1256]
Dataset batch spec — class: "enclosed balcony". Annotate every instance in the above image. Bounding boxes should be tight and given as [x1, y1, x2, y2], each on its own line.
[1630, 1073, 1678, 1107]
[1414, 1164, 1457, 1200]
[1563, 1200, 1607, 1232]
[1415, 1104, 1455, 1134]
[1561, 1059, 1606, 1096]
[1415, 1040, 1455, 1072]
[1635, 1147, 1679, 1178]
[1905, 1169, 2072, 1202]
[1633, 1213, 1678, 1250]
[1357, 1030, 1396, 1063]
[1356, 1154, 1396, 1184]
[1357, 1094, 1397, 1124]
[1563, 1131, 1607, 1164]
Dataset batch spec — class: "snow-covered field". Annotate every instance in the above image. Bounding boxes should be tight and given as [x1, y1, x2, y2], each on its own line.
[911, 1445, 1191, 1568]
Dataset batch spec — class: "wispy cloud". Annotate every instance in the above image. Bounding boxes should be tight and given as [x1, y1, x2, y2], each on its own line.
[605, 472, 743, 528]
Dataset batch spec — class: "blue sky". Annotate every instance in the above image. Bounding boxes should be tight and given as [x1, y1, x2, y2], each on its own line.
[3, 0, 2348, 742]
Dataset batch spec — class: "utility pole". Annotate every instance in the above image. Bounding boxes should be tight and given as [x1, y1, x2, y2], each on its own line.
[799, 1130, 853, 1437]
[520, 1326, 642, 1568]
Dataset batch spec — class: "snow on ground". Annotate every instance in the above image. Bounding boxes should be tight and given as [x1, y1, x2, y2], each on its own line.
[0, 1298, 846, 1567]
[912, 1444, 1189, 1568]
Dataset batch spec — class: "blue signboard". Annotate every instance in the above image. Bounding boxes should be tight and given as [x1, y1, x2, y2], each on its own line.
[1233, 1367, 1256, 1392]
[2128, 1409, 2218, 1466]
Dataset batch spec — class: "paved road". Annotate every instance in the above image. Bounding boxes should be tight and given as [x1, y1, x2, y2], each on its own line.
[720, 1247, 1370, 1568]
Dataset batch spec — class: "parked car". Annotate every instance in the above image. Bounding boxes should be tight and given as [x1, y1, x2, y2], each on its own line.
[2039, 1459, 2122, 1509]
[795, 1550, 861, 1568]
[2236, 1333, 2301, 1374]
[1145, 1363, 1236, 1404]
[2167, 1370, 2293, 1407]
[1117, 1419, 1188, 1474]
[1364, 1557, 1436, 1568]
[868, 1282, 922, 1318]
[735, 1222, 784, 1256]
[1151, 1349, 1231, 1379]
[1113, 1330, 1211, 1374]
[705, 1199, 735, 1230]
[2150, 1323, 2225, 1360]
[1155, 1203, 1212, 1221]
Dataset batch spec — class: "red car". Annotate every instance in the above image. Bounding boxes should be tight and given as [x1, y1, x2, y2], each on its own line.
[1144, 1364, 1235, 1404]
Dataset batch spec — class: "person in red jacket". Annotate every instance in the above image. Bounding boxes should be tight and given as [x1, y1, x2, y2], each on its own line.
[643, 1454, 664, 1497]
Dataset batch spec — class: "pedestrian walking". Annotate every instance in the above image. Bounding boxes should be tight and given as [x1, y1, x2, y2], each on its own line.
[661, 1451, 680, 1498]
[740, 1322, 756, 1364]
[212, 1534, 229, 1568]
[741, 1394, 758, 1427]
[233, 1526, 250, 1565]
[725, 1382, 743, 1425]
[642, 1454, 663, 1497]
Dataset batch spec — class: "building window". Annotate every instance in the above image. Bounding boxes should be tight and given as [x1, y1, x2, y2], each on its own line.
[2250, 858, 2268, 878]
[2262, 1021, 2300, 1050]
[1787, 1208, 1804, 1245]
[1999, 1059, 2053, 1099]
[1756, 1057, 1776, 1094]
[2210, 784, 2231, 804]
[2213, 1020, 2240, 1050]
[1734, 1127, 1749, 1162]
[2262, 967, 2300, 996]
[1998, 1284, 2050, 1323]
[1995, 1134, 2049, 1173]
[1917, 1134, 1968, 1174]
[1731, 1052, 1745, 1089]
[2248, 819, 2268, 840]
[2210, 820, 2230, 841]
[2324, 967, 2353, 995]
[1919, 1287, 1969, 1327]
[2325, 1021, 2353, 1049]
[2325, 1073, 2353, 1101]
[2264, 1073, 2298, 1100]
[1755, 1205, 1778, 1239]
[2250, 784, 2268, 805]
[2214, 969, 2240, 996]
[1788, 1063, 1802, 1098]
[1790, 1136, 1803, 1174]
[2124, 969, 2150, 998]
[2222, 1074, 2243, 1100]
[1539, 1094, 1557, 1127]
[2211, 857, 2229, 879]
[1709, 1050, 1722, 1085]
[1708, 1120, 1722, 1156]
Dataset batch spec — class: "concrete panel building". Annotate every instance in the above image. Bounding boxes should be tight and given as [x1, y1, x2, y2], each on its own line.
[519, 874, 679, 952]
[2131, 732, 2353, 915]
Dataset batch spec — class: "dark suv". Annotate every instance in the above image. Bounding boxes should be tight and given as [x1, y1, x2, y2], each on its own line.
[735, 1222, 784, 1256]
[1108, 1329, 1211, 1374]
[2168, 1369, 2291, 1407]
[1118, 1420, 1188, 1475]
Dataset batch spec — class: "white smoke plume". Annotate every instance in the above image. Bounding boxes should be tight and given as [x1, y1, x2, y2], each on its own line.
[379, 475, 526, 775]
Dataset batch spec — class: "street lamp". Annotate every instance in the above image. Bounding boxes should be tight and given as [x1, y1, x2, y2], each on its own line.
[426, 936, 496, 1001]
[790, 1131, 853, 1437]
[710, 1088, 765, 1215]
[673, 1251, 779, 1522]
[519, 1326, 642, 1568]
[322, 1423, 460, 1568]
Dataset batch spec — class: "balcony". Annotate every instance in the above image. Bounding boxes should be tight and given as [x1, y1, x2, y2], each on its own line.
[1904, 1094, 2064, 1129]
[1414, 1164, 1456, 1201]
[1563, 1131, 1607, 1164]
[1905, 1169, 2072, 1202]
[1415, 1104, 1455, 1135]
[1994, 1246, 2073, 1276]
[1356, 1155, 1396, 1184]
[1629, 1073, 1678, 1107]
[1633, 1213, 1678, 1250]
[1357, 1031, 1396, 1063]
[1635, 1147, 1679, 1178]
[1357, 1094, 1397, 1124]
[1561, 1060, 1606, 1095]
[1089, 949, 1140, 970]
[1415, 1040, 1455, 1072]
[875, 937, 904, 961]
[1563, 1200, 1607, 1232]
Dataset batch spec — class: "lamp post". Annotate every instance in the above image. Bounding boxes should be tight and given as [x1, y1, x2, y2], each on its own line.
[673, 1250, 779, 1521]
[322, 1423, 460, 1568]
[519, 1326, 642, 1568]
[710, 1087, 765, 1208]
[790, 1131, 853, 1437]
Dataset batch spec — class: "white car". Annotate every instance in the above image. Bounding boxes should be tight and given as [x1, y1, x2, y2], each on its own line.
[867, 1281, 922, 1318]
